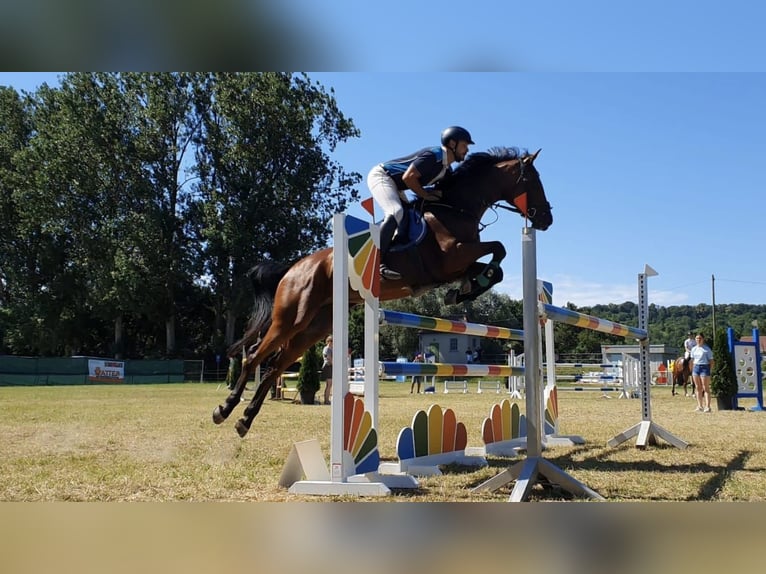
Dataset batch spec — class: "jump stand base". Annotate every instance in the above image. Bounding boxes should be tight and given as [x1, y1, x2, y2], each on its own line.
[472, 456, 604, 502]
[289, 480, 391, 497]
[607, 420, 689, 449]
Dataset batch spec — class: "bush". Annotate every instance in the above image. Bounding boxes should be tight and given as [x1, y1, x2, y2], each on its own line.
[711, 328, 738, 400]
[297, 344, 322, 398]
[225, 356, 242, 389]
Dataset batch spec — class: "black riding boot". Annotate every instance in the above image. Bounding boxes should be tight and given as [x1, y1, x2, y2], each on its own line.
[378, 214, 402, 280]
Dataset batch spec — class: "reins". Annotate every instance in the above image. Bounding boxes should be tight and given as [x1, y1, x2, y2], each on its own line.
[412, 155, 539, 232]
[416, 200, 506, 233]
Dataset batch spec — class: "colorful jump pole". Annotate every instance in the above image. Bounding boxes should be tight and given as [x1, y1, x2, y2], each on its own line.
[539, 265, 687, 449]
[540, 304, 647, 340]
[381, 309, 524, 394]
[380, 309, 524, 340]
[381, 361, 524, 378]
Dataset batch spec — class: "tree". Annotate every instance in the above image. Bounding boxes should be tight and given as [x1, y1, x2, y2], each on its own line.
[0, 73, 363, 359]
[0, 87, 34, 353]
[2, 80, 120, 355]
[117, 72, 208, 357]
[193, 73, 360, 377]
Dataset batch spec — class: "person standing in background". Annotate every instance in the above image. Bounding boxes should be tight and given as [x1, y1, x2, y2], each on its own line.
[321, 335, 333, 405]
[691, 333, 715, 413]
[411, 353, 423, 394]
[683, 331, 696, 369]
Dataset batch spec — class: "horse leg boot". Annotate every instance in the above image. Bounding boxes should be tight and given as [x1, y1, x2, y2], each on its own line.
[450, 265, 504, 304]
[378, 214, 402, 280]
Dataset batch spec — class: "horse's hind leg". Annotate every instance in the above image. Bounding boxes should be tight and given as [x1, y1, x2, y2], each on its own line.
[233, 364, 282, 438]
[235, 305, 332, 437]
[212, 351, 268, 424]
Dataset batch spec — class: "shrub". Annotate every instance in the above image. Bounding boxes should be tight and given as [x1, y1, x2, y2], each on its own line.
[225, 356, 242, 389]
[711, 328, 738, 400]
[297, 344, 322, 398]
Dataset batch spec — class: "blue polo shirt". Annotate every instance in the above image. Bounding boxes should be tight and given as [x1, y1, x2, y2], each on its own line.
[381, 146, 451, 190]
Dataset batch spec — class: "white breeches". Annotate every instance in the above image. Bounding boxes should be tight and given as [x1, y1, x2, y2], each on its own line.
[367, 165, 404, 224]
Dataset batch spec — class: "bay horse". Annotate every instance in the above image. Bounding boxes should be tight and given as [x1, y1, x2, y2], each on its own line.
[672, 357, 693, 397]
[213, 147, 553, 437]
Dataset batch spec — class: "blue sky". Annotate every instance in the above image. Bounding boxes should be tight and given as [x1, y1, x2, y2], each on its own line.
[278, 1, 766, 72]
[3, 72, 765, 307]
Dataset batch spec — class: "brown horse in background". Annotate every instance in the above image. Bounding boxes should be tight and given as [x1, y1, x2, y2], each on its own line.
[672, 357, 693, 396]
[212, 147, 553, 437]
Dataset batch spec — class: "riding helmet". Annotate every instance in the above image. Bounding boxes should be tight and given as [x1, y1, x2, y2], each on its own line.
[441, 126, 475, 146]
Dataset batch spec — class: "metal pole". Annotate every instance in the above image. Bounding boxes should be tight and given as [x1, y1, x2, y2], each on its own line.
[331, 213, 349, 482]
[521, 227, 542, 456]
[638, 270, 652, 421]
[711, 274, 717, 343]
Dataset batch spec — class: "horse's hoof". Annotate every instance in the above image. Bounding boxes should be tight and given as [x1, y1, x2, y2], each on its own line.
[212, 406, 227, 425]
[444, 289, 458, 305]
[234, 419, 250, 438]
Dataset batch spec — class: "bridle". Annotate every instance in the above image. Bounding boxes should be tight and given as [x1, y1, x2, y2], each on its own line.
[416, 155, 549, 230]
[497, 157, 543, 220]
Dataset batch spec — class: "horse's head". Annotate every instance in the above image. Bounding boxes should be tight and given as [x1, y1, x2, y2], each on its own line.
[442, 146, 553, 231]
[498, 149, 553, 231]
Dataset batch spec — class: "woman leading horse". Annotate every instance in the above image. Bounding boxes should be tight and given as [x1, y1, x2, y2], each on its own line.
[213, 147, 553, 437]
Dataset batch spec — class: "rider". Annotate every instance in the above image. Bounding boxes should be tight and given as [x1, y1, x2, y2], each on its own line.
[683, 331, 695, 368]
[367, 126, 475, 280]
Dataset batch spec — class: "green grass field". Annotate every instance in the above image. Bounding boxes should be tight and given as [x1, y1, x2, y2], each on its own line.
[1, 381, 764, 501]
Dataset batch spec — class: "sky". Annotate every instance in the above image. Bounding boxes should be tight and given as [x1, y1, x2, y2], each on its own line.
[2, 72, 766, 308]
[278, 1, 766, 72]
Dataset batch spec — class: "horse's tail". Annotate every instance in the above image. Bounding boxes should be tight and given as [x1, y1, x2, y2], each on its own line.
[226, 261, 291, 359]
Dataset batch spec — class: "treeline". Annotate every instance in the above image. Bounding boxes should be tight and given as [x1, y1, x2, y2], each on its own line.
[594, 301, 766, 349]
[0, 73, 360, 360]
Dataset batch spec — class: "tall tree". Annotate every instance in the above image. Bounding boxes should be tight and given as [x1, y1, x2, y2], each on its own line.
[4, 81, 120, 355]
[0, 87, 34, 352]
[194, 73, 361, 358]
[117, 72, 208, 356]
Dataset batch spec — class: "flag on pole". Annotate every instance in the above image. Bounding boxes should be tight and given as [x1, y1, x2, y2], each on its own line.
[361, 197, 375, 219]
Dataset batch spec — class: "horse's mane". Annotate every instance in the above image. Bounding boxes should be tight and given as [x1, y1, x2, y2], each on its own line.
[445, 146, 528, 186]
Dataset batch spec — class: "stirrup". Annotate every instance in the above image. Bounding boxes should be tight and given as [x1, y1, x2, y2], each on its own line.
[380, 264, 401, 280]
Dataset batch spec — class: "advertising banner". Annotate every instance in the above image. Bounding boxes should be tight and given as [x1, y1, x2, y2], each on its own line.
[88, 359, 125, 383]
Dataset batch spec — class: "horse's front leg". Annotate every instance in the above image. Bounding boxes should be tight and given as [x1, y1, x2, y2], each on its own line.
[472, 241, 506, 288]
[443, 241, 506, 304]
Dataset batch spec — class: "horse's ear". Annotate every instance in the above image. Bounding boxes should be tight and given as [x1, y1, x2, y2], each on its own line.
[524, 148, 542, 164]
